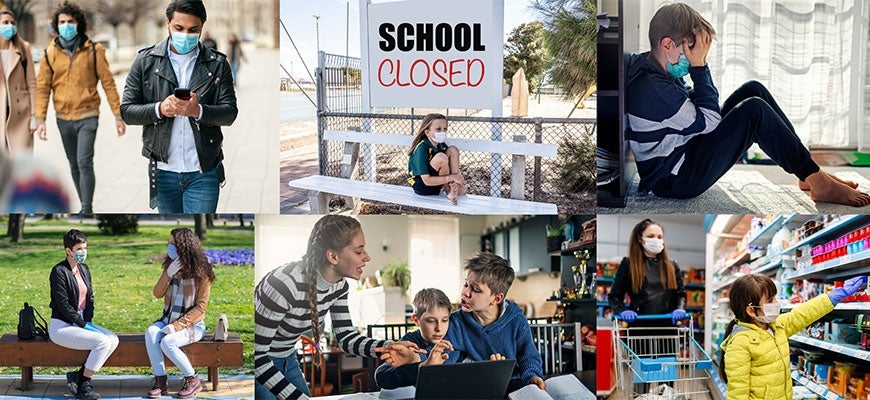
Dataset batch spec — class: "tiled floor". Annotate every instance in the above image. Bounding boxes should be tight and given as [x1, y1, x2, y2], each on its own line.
[0, 375, 253, 399]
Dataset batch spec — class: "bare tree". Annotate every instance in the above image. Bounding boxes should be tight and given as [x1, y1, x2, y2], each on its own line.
[126, 0, 158, 46]
[93, 0, 131, 60]
[193, 214, 207, 241]
[2, 0, 36, 20]
[8, 214, 24, 243]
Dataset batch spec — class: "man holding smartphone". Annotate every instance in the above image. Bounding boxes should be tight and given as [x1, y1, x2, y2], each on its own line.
[120, 0, 237, 213]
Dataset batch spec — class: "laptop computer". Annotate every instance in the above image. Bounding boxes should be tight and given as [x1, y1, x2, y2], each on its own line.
[412, 358, 516, 400]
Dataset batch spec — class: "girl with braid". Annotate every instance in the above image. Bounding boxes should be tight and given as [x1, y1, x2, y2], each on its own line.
[144, 228, 215, 399]
[254, 215, 424, 400]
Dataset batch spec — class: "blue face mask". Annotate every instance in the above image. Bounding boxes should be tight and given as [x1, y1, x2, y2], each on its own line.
[167, 244, 178, 260]
[58, 23, 77, 40]
[0, 25, 16, 40]
[667, 53, 691, 78]
[170, 31, 199, 55]
[74, 249, 87, 263]
[666, 42, 691, 78]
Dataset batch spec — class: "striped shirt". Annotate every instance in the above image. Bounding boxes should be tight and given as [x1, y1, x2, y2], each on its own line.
[625, 52, 721, 193]
[254, 262, 387, 399]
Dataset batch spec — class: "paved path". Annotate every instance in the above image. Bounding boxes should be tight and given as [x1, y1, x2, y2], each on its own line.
[0, 374, 253, 399]
[33, 49, 280, 214]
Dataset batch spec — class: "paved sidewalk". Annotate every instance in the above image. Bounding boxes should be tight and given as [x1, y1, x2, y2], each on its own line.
[0, 374, 253, 399]
[32, 48, 280, 214]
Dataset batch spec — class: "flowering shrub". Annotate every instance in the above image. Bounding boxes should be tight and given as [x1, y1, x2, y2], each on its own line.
[205, 248, 254, 266]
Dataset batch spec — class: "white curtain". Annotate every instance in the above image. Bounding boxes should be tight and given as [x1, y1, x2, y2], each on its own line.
[645, 0, 867, 148]
[408, 216, 462, 303]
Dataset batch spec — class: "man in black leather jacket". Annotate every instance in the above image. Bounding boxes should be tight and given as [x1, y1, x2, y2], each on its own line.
[121, 0, 237, 212]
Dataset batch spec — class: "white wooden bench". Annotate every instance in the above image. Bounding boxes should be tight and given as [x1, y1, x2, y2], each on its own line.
[288, 129, 559, 214]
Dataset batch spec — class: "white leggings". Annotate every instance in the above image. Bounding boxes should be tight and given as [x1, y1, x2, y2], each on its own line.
[49, 318, 119, 372]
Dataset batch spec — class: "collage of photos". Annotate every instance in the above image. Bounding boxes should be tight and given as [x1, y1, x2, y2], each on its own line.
[1, 0, 869, 400]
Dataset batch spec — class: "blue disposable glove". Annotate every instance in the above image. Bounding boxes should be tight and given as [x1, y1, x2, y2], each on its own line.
[619, 310, 637, 322]
[671, 309, 687, 324]
[829, 276, 868, 304]
[83, 322, 101, 333]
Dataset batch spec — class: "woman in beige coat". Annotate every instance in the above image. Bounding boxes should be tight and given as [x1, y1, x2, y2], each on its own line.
[0, 9, 36, 154]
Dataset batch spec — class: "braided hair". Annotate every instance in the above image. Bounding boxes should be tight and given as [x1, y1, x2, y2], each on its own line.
[304, 215, 362, 364]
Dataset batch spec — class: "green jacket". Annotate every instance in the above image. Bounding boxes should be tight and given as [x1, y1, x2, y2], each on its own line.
[720, 294, 834, 400]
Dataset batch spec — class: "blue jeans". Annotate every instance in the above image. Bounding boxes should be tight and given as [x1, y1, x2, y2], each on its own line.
[156, 169, 219, 213]
[57, 117, 98, 213]
[144, 320, 206, 377]
[254, 354, 310, 399]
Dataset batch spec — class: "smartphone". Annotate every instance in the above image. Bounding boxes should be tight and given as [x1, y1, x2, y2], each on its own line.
[174, 88, 191, 100]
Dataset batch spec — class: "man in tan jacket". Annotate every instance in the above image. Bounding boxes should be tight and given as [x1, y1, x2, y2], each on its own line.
[35, 1, 125, 215]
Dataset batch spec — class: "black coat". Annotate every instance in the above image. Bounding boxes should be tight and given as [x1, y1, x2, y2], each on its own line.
[49, 259, 94, 327]
[607, 257, 686, 315]
[120, 38, 238, 178]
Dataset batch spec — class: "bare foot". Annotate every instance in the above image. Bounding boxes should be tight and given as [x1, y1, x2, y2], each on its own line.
[805, 172, 870, 206]
[800, 174, 858, 191]
[446, 183, 459, 205]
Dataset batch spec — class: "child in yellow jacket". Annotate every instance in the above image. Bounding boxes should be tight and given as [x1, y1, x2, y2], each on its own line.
[719, 274, 866, 400]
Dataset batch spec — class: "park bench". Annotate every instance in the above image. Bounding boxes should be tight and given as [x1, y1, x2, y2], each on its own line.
[0, 333, 243, 391]
[288, 129, 559, 214]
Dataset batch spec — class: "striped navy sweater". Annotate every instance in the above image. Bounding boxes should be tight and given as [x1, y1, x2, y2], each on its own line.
[254, 262, 387, 399]
[626, 52, 721, 193]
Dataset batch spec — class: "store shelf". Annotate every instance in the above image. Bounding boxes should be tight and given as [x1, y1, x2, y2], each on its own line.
[747, 215, 790, 247]
[712, 274, 742, 291]
[789, 334, 870, 362]
[597, 276, 614, 284]
[782, 302, 870, 311]
[751, 255, 783, 275]
[685, 283, 705, 289]
[716, 249, 750, 276]
[782, 247, 870, 280]
[708, 367, 727, 399]
[783, 215, 867, 254]
[596, 301, 609, 307]
[686, 306, 704, 311]
[791, 370, 843, 400]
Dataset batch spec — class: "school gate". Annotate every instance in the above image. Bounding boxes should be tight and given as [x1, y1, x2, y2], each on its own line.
[314, 52, 596, 213]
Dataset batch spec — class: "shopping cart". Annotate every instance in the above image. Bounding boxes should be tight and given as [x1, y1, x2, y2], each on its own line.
[612, 313, 713, 399]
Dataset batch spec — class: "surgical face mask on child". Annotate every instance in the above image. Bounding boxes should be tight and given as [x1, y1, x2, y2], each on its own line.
[642, 238, 664, 255]
[666, 41, 690, 78]
[753, 302, 781, 324]
[431, 130, 447, 144]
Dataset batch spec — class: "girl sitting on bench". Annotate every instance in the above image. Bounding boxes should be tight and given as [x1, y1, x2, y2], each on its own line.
[407, 113, 468, 205]
[144, 228, 215, 399]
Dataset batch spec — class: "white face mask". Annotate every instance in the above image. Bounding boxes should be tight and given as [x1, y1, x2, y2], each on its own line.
[754, 302, 781, 324]
[642, 238, 664, 255]
[432, 131, 447, 143]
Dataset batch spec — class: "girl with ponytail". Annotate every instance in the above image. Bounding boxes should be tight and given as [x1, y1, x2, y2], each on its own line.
[254, 215, 423, 400]
[719, 274, 866, 399]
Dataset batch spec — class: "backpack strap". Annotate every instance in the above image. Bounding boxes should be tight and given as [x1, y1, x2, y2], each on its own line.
[43, 47, 53, 75]
[92, 43, 98, 81]
[31, 305, 48, 334]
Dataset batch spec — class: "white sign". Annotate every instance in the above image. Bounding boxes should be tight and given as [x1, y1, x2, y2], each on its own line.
[361, 0, 503, 109]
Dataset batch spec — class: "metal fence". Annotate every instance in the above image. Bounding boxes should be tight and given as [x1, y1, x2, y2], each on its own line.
[316, 53, 595, 213]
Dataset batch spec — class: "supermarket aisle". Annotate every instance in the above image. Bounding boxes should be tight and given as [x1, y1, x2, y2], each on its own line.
[707, 214, 870, 400]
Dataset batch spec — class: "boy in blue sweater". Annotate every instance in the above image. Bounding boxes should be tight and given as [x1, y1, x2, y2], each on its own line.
[378, 253, 545, 393]
[626, 3, 868, 206]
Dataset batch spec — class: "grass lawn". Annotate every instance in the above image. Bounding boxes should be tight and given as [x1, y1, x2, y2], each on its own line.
[0, 217, 254, 376]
